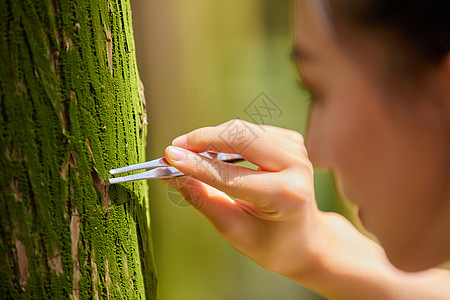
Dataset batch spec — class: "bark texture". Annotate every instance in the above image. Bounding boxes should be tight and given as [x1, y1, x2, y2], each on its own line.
[0, 0, 157, 298]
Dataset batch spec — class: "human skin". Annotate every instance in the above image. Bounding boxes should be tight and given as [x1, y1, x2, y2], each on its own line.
[296, 0, 450, 271]
[161, 0, 450, 298]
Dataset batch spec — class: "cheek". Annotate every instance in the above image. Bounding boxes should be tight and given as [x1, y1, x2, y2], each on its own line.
[307, 88, 377, 176]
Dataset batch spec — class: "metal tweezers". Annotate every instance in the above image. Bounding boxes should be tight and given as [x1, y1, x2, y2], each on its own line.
[109, 152, 244, 184]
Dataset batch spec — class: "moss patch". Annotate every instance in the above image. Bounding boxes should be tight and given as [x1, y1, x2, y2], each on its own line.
[0, 0, 157, 298]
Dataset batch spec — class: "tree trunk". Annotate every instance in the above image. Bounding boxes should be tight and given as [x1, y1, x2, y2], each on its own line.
[0, 0, 157, 298]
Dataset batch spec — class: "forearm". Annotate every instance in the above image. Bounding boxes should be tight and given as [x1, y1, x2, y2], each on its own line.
[285, 212, 450, 299]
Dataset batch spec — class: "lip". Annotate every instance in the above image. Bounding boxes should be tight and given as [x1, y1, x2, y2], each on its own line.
[339, 183, 358, 205]
[357, 208, 364, 223]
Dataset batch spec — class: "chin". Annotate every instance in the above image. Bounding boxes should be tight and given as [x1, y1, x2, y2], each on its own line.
[382, 240, 447, 272]
[385, 253, 429, 272]
[386, 252, 432, 272]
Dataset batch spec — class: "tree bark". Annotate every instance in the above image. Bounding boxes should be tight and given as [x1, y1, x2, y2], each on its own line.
[0, 0, 157, 298]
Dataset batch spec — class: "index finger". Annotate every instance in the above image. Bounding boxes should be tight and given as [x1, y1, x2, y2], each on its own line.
[172, 119, 296, 171]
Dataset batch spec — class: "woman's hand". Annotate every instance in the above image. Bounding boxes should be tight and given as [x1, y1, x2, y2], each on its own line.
[161, 119, 324, 276]
[161, 119, 450, 299]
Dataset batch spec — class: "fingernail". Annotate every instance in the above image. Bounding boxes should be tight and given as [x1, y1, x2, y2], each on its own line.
[167, 146, 187, 161]
[172, 135, 187, 147]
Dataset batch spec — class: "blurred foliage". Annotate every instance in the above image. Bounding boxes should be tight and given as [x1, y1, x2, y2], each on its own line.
[131, 0, 352, 299]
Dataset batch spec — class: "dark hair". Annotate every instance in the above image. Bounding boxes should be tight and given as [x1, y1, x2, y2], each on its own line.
[326, 0, 450, 74]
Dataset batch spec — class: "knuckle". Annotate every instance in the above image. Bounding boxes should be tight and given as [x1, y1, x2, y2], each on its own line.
[290, 149, 313, 169]
[234, 119, 255, 132]
[220, 118, 246, 128]
[300, 157, 314, 173]
[231, 118, 246, 124]
[190, 126, 214, 144]
[220, 119, 237, 127]
[221, 168, 245, 190]
[276, 181, 297, 199]
[276, 177, 312, 205]
[288, 130, 305, 145]
[225, 176, 244, 190]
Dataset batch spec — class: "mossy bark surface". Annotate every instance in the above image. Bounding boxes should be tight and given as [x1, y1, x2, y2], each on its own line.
[0, 0, 157, 298]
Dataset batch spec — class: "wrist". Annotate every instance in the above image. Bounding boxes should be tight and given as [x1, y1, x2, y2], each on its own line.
[265, 211, 331, 279]
[275, 211, 332, 278]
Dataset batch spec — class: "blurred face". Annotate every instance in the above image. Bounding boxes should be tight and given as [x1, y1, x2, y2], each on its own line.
[296, 0, 450, 271]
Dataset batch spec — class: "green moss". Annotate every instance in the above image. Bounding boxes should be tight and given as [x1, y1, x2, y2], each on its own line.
[0, 0, 157, 298]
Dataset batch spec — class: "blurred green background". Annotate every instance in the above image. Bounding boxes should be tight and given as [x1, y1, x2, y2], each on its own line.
[130, 1, 352, 299]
